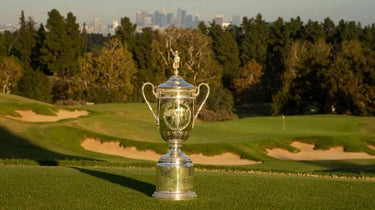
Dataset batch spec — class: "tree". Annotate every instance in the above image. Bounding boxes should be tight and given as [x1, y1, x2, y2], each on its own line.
[303, 20, 325, 42]
[232, 59, 263, 104]
[130, 27, 157, 102]
[0, 56, 23, 94]
[14, 11, 37, 70]
[154, 27, 222, 85]
[285, 16, 304, 41]
[272, 39, 332, 115]
[133, 27, 155, 70]
[0, 31, 16, 56]
[327, 40, 375, 115]
[208, 21, 240, 88]
[361, 24, 375, 50]
[322, 17, 336, 44]
[197, 21, 208, 34]
[334, 20, 362, 44]
[37, 10, 82, 78]
[65, 12, 84, 74]
[0, 33, 6, 56]
[115, 17, 136, 51]
[31, 24, 48, 72]
[35, 9, 84, 101]
[86, 33, 111, 56]
[71, 52, 97, 101]
[153, 27, 236, 120]
[72, 38, 137, 103]
[16, 70, 51, 102]
[239, 14, 269, 66]
[265, 17, 289, 101]
[38, 9, 68, 76]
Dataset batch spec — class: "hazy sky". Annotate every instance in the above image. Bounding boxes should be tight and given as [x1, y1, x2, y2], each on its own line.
[1, 0, 374, 26]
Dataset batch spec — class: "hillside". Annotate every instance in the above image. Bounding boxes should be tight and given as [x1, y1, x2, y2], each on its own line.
[1, 93, 375, 174]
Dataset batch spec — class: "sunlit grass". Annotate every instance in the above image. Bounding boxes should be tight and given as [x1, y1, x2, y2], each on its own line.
[0, 166, 374, 209]
[1, 93, 375, 173]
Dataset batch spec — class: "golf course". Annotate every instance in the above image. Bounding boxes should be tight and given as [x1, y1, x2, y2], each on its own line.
[1, 93, 375, 209]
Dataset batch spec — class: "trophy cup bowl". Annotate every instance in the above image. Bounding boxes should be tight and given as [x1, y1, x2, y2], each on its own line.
[142, 74, 209, 200]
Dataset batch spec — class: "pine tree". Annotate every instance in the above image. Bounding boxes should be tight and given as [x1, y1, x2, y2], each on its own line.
[14, 11, 36, 70]
[115, 17, 136, 51]
[208, 21, 240, 88]
[38, 9, 69, 76]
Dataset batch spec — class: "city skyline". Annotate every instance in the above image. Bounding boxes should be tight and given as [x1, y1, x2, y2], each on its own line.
[1, 0, 375, 27]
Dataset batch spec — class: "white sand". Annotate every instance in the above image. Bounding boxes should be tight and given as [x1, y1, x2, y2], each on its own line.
[81, 138, 260, 165]
[7, 109, 88, 122]
[266, 141, 375, 160]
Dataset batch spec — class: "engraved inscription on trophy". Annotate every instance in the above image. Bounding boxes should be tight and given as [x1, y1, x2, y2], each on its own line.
[160, 167, 171, 178]
[162, 101, 192, 131]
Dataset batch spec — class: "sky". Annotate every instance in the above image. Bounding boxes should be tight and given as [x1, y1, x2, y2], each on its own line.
[1, 0, 375, 26]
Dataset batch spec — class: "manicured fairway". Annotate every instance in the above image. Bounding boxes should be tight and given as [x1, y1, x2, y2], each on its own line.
[1, 93, 375, 209]
[0, 165, 374, 210]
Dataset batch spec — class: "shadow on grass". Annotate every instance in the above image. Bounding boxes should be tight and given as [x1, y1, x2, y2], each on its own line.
[0, 126, 93, 166]
[303, 159, 375, 175]
[72, 167, 155, 197]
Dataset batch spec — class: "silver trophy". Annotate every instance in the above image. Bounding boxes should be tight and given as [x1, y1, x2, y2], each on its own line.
[142, 50, 209, 200]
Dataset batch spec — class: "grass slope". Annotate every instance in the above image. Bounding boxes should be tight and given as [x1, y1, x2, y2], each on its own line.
[1, 93, 375, 174]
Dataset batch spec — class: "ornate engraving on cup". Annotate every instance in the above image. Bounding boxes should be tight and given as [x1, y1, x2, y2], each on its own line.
[159, 93, 194, 143]
[162, 101, 191, 131]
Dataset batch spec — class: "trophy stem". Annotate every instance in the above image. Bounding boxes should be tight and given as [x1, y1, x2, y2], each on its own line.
[169, 142, 184, 154]
[152, 141, 197, 200]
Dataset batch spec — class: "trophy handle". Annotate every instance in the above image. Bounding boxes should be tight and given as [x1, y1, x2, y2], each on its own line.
[142, 82, 158, 123]
[193, 83, 210, 125]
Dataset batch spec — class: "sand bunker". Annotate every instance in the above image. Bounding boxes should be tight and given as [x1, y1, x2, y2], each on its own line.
[368, 144, 375, 151]
[81, 138, 260, 165]
[7, 109, 88, 122]
[266, 141, 375, 160]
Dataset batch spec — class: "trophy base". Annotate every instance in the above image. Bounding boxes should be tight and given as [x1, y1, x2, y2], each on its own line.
[152, 191, 197, 200]
[153, 146, 197, 200]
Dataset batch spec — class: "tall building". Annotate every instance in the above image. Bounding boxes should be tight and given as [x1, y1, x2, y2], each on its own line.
[144, 16, 152, 27]
[193, 15, 199, 28]
[232, 16, 241, 26]
[136, 11, 143, 26]
[153, 10, 161, 26]
[135, 7, 200, 29]
[214, 16, 224, 26]
[177, 8, 187, 27]
[93, 18, 100, 29]
[186, 15, 193, 28]
[180, 9, 187, 27]
[167, 12, 175, 26]
[161, 5, 167, 15]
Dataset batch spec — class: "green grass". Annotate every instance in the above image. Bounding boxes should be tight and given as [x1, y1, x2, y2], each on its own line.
[1, 93, 375, 208]
[1, 165, 375, 210]
[1, 93, 375, 173]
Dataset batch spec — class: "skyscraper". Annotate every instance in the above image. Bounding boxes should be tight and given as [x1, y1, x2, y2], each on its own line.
[135, 7, 200, 29]
[136, 11, 143, 26]
[167, 12, 175, 26]
[232, 16, 241, 26]
[214, 16, 224, 26]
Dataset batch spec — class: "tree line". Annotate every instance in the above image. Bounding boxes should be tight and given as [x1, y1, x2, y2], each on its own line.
[0, 10, 374, 120]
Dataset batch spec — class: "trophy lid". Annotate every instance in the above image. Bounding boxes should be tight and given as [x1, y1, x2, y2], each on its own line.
[157, 49, 195, 90]
[157, 75, 195, 89]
